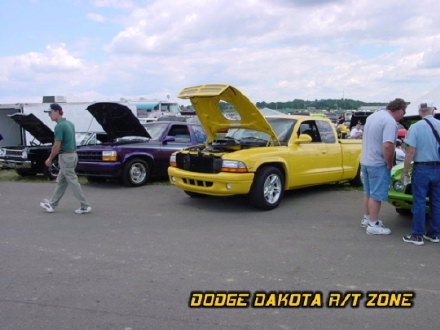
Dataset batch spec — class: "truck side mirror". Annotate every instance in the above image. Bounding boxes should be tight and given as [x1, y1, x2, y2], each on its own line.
[163, 136, 176, 144]
[295, 134, 313, 144]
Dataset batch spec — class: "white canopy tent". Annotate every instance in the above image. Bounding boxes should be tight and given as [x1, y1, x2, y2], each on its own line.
[405, 85, 440, 116]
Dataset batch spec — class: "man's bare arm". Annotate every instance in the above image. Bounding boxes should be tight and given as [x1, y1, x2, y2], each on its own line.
[383, 141, 395, 170]
[401, 146, 415, 179]
[45, 141, 61, 167]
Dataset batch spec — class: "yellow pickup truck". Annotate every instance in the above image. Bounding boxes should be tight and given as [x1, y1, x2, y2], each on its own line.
[168, 84, 362, 210]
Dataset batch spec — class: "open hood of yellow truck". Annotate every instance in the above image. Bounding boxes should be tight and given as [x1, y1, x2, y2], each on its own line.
[178, 84, 279, 142]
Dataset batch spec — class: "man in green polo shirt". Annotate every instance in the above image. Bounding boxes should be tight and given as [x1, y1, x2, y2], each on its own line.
[40, 103, 92, 214]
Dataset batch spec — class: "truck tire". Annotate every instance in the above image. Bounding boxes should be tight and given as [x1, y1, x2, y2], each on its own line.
[249, 166, 284, 210]
[350, 165, 363, 187]
[122, 158, 150, 187]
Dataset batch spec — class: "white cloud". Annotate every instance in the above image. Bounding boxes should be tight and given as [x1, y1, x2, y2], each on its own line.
[87, 13, 106, 23]
[92, 0, 135, 9]
[101, 0, 440, 101]
[14, 44, 84, 73]
[275, 0, 347, 6]
[0, 44, 104, 100]
[0, 0, 439, 104]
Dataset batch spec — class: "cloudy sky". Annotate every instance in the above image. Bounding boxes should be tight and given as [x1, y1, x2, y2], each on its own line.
[0, 0, 439, 105]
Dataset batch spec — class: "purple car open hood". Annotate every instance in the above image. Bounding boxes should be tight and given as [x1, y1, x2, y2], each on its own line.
[87, 102, 150, 140]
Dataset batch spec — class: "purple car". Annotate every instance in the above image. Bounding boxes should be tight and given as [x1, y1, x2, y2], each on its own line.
[76, 102, 206, 186]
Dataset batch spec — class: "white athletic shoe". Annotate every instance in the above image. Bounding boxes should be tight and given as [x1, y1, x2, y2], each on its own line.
[366, 221, 391, 235]
[361, 218, 384, 228]
[40, 200, 54, 213]
[74, 206, 92, 214]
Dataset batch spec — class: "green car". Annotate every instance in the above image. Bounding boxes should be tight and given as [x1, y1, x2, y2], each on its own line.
[388, 113, 440, 215]
[388, 163, 418, 215]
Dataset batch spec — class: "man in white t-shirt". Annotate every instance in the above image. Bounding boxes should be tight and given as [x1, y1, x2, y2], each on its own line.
[360, 98, 407, 235]
[395, 140, 405, 164]
[349, 122, 363, 139]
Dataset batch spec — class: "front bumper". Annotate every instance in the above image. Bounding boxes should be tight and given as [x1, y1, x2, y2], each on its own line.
[76, 162, 122, 178]
[388, 190, 429, 211]
[388, 190, 414, 210]
[0, 159, 32, 169]
[168, 166, 254, 196]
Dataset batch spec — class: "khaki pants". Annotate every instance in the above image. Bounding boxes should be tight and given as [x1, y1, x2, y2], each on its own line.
[50, 153, 89, 208]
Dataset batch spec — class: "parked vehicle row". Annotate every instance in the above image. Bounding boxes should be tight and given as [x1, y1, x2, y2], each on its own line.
[2, 84, 431, 212]
[0, 103, 205, 185]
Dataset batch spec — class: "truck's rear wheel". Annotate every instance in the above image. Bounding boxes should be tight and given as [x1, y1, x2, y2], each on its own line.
[249, 166, 284, 210]
[350, 165, 363, 187]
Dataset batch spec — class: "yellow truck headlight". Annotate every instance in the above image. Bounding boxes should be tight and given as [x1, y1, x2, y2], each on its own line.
[221, 160, 248, 173]
[102, 150, 117, 161]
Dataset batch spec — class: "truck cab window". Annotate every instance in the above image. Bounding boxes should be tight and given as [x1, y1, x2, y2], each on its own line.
[316, 121, 336, 143]
[299, 121, 321, 142]
[168, 125, 191, 143]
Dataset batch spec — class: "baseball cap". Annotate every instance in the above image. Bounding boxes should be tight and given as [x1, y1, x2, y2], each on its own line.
[419, 101, 436, 110]
[44, 103, 63, 113]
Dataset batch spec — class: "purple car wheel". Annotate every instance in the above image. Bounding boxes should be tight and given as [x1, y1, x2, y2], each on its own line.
[122, 158, 150, 187]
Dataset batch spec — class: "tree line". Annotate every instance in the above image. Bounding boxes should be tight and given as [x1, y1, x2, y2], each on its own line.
[256, 99, 387, 111]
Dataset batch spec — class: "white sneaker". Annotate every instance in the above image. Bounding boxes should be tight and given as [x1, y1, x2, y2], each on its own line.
[366, 222, 391, 235]
[423, 234, 440, 243]
[40, 200, 54, 213]
[361, 218, 384, 228]
[74, 206, 92, 214]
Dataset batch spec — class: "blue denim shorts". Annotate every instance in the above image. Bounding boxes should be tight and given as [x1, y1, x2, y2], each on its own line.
[361, 165, 391, 201]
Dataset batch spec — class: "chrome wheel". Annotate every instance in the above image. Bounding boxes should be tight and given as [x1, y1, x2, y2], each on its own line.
[263, 173, 282, 204]
[249, 166, 285, 210]
[129, 163, 147, 184]
[122, 158, 150, 187]
[48, 162, 59, 178]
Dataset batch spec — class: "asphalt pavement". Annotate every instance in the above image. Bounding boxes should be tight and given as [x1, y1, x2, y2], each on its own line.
[0, 181, 439, 330]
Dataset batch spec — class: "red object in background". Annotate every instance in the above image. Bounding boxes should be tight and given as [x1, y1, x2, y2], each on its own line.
[398, 128, 407, 140]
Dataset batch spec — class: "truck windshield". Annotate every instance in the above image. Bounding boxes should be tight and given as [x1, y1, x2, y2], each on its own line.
[76, 132, 95, 145]
[143, 122, 169, 140]
[225, 118, 296, 144]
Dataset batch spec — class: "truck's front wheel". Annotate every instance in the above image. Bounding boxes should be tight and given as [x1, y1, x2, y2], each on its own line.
[249, 166, 284, 210]
[122, 158, 150, 187]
